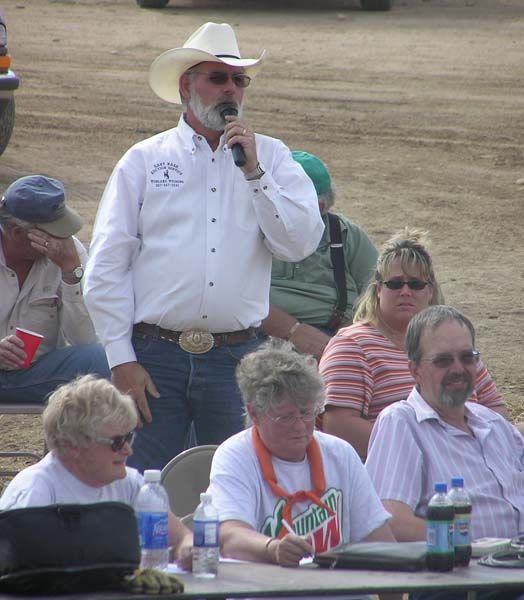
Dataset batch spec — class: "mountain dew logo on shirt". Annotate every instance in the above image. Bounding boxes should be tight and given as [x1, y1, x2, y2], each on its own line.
[261, 488, 342, 554]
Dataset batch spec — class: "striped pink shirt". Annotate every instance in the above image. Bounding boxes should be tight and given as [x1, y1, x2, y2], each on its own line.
[319, 322, 504, 420]
[365, 387, 524, 539]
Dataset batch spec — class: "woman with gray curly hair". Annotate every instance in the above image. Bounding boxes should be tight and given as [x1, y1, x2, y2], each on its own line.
[319, 228, 507, 460]
[207, 339, 394, 569]
[0, 375, 193, 568]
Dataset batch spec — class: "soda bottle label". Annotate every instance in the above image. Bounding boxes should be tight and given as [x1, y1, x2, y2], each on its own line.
[193, 520, 219, 548]
[453, 515, 471, 546]
[427, 521, 453, 553]
[139, 511, 168, 549]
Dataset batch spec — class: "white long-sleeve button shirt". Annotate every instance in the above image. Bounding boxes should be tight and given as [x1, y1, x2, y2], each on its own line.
[0, 235, 97, 367]
[84, 116, 324, 368]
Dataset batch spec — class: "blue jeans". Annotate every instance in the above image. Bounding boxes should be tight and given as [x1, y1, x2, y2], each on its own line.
[127, 333, 261, 472]
[0, 344, 110, 403]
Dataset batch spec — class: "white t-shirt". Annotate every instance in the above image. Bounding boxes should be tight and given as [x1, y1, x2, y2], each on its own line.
[0, 452, 143, 510]
[208, 429, 390, 554]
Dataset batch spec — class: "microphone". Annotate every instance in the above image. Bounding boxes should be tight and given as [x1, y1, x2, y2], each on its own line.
[220, 106, 247, 167]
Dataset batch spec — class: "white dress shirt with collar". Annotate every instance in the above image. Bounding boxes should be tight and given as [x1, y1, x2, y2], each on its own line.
[84, 116, 324, 368]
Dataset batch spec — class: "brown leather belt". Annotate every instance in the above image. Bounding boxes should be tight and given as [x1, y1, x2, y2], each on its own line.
[133, 322, 258, 354]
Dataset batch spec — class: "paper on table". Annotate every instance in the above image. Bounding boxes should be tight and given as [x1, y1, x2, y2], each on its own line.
[471, 538, 512, 557]
[166, 563, 189, 574]
[166, 556, 249, 574]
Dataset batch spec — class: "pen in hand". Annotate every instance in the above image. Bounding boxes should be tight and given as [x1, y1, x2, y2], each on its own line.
[282, 520, 295, 535]
[282, 520, 315, 556]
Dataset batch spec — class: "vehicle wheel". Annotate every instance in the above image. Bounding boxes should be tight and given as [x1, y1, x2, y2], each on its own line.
[135, 0, 169, 8]
[360, 0, 392, 10]
[0, 97, 15, 157]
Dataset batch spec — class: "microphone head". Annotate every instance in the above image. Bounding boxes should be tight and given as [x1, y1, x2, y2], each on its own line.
[220, 105, 238, 119]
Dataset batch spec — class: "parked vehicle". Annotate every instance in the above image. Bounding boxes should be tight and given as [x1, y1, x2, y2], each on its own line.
[0, 13, 20, 157]
[360, 0, 392, 8]
[136, 0, 392, 11]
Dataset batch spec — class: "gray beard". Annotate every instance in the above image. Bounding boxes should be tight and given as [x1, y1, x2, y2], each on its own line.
[188, 90, 243, 132]
[438, 380, 474, 408]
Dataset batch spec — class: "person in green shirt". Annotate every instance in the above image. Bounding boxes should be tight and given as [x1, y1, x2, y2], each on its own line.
[262, 151, 378, 359]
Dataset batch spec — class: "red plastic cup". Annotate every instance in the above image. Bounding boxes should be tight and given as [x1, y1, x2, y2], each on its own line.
[15, 328, 44, 369]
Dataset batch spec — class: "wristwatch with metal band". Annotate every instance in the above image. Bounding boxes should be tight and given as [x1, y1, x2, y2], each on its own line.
[62, 265, 84, 284]
[245, 162, 265, 181]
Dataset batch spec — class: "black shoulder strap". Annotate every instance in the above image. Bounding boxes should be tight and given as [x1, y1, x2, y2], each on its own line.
[326, 213, 347, 332]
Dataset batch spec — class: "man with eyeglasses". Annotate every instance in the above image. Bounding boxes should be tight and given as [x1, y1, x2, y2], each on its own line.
[84, 22, 323, 472]
[0, 175, 110, 403]
[365, 305, 524, 544]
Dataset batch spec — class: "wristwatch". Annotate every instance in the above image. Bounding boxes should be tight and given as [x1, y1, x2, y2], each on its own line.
[62, 265, 84, 284]
[245, 162, 265, 181]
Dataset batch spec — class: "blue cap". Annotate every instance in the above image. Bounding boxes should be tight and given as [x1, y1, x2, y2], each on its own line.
[0, 175, 83, 238]
[434, 482, 447, 493]
[451, 477, 464, 488]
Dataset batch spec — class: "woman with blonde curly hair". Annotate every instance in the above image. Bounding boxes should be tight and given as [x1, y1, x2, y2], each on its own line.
[319, 228, 507, 460]
[0, 374, 193, 568]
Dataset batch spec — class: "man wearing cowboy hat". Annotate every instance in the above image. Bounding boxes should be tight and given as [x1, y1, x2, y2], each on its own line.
[84, 22, 324, 472]
[0, 175, 110, 402]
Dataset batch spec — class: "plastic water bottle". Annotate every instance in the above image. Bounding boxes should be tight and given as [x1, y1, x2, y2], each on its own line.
[136, 469, 170, 570]
[426, 482, 454, 572]
[447, 476, 472, 566]
[193, 492, 219, 578]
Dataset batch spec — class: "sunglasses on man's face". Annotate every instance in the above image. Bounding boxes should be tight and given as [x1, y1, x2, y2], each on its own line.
[420, 350, 480, 369]
[96, 430, 136, 453]
[191, 70, 251, 88]
[382, 279, 430, 291]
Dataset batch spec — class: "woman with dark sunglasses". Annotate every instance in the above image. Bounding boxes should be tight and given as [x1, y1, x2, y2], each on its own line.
[319, 228, 508, 460]
[0, 375, 193, 568]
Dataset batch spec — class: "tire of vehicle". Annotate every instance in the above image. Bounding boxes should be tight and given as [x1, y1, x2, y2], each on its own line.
[135, 0, 170, 8]
[0, 97, 15, 157]
[360, 0, 392, 10]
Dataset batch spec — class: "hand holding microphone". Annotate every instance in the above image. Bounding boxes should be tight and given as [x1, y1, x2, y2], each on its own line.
[220, 106, 247, 167]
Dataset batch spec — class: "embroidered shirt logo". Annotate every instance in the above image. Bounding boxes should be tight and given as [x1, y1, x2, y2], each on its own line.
[150, 162, 184, 188]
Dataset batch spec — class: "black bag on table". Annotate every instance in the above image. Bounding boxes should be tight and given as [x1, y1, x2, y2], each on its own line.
[314, 541, 428, 572]
[0, 501, 140, 595]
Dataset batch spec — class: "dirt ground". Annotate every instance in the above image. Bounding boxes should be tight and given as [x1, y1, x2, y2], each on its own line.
[1, 0, 523, 478]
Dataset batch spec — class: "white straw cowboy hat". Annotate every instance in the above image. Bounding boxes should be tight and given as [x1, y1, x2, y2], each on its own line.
[149, 22, 266, 105]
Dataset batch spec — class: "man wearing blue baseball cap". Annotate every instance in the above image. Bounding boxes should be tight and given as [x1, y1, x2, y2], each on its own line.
[262, 151, 378, 359]
[0, 175, 110, 402]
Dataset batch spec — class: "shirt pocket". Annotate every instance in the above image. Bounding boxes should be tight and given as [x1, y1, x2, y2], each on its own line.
[26, 295, 60, 329]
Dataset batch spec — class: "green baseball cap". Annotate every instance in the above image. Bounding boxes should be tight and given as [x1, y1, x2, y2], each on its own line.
[292, 150, 332, 196]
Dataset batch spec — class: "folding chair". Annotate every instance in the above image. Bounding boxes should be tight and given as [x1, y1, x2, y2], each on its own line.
[161, 444, 218, 523]
[0, 403, 45, 477]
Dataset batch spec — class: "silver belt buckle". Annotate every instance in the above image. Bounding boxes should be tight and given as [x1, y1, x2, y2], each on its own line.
[178, 329, 215, 354]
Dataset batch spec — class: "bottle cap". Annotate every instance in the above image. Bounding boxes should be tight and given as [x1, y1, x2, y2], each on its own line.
[200, 492, 212, 503]
[434, 482, 447, 493]
[144, 469, 161, 482]
[451, 476, 464, 488]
